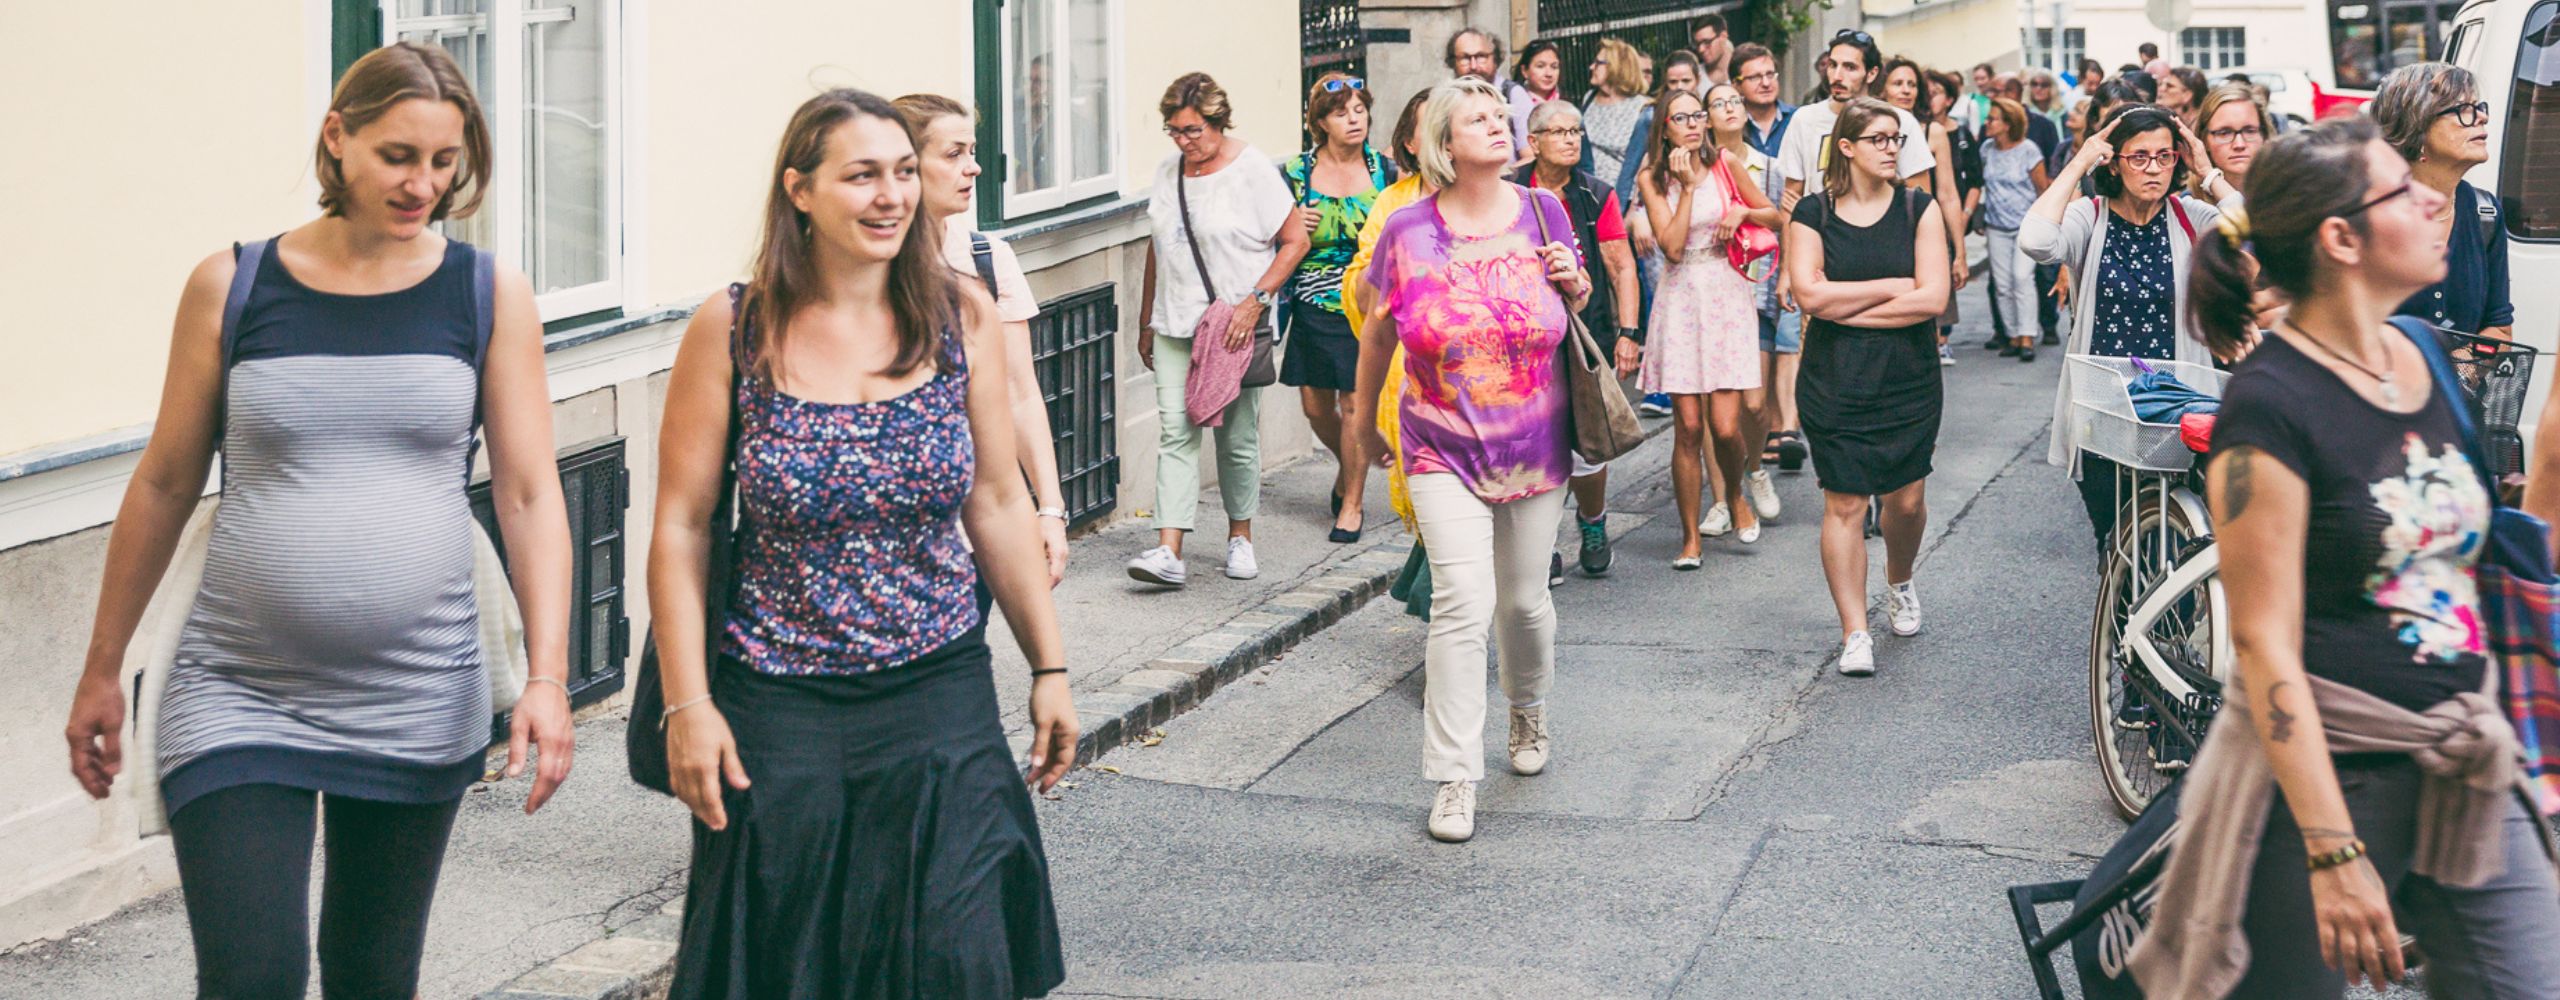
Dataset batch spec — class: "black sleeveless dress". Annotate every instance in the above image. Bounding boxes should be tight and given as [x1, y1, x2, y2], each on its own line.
[1792, 191, 1944, 495]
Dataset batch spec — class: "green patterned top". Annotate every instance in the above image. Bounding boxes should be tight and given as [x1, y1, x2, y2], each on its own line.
[1279, 147, 1397, 314]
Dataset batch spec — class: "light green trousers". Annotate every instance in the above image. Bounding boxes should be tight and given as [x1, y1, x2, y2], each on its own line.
[1151, 332, 1263, 532]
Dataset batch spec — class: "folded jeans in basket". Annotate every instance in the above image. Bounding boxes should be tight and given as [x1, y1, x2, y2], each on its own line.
[2127, 369, 2220, 423]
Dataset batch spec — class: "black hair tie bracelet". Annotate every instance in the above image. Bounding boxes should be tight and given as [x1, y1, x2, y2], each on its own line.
[1030, 668, 1069, 678]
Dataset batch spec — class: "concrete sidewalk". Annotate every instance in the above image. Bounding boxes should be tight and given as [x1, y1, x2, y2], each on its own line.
[0, 434, 1456, 1000]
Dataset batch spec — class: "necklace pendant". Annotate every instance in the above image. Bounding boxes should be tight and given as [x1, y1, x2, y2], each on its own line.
[2381, 377, 2400, 406]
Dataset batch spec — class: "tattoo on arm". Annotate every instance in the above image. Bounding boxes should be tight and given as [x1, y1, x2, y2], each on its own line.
[2267, 680, 2296, 744]
[2220, 445, 2262, 521]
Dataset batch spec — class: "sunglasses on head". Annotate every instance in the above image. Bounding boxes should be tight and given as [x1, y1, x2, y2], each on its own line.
[1322, 77, 1366, 93]
[1832, 29, 1874, 45]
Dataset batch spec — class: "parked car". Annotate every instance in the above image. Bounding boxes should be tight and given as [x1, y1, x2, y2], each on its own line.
[2446, 0, 2558, 452]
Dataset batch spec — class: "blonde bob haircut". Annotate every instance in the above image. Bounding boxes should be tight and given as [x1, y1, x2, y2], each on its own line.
[1413, 77, 1507, 190]
[1594, 37, 1647, 98]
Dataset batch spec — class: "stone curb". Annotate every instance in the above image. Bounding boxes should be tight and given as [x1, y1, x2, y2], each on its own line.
[478, 542, 1416, 1000]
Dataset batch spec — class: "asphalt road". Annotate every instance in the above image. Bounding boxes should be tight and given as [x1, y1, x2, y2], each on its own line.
[1028, 333, 2155, 999]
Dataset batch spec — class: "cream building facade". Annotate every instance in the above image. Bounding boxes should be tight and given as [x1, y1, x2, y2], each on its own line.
[0, 0, 1305, 948]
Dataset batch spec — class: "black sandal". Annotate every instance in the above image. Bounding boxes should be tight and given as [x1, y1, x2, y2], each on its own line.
[1762, 432, 1784, 464]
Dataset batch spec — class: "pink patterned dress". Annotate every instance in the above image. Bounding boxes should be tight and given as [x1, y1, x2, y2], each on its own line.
[1640, 169, 1763, 395]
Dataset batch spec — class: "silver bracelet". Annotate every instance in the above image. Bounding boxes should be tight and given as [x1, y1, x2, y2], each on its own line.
[1035, 506, 1068, 520]
[659, 693, 714, 730]
[525, 676, 569, 694]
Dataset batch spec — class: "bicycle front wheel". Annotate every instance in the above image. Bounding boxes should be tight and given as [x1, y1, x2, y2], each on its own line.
[2090, 483, 2225, 820]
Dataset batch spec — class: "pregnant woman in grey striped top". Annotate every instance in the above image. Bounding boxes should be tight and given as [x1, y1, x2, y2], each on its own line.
[60, 42, 577, 998]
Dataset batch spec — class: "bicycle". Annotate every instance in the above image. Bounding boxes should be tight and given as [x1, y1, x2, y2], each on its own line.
[2081, 330, 2540, 820]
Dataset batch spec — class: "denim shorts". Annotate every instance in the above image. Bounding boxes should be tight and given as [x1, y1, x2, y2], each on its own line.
[1759, 310, 1803, 355]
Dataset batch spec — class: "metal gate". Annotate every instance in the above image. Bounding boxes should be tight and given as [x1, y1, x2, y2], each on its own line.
[1030, 284, 1121, 528]
[1535, 0, 1746, 98]
[1303, 0, 1365, 134]
[469, 436, 631, 724]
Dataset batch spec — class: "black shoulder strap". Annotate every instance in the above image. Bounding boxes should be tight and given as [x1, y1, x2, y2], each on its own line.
[969, 232, 1000, 299]
[220, 238, 273, 369]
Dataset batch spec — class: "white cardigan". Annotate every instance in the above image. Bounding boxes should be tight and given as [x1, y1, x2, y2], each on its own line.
[2018, 192, 2235, 476]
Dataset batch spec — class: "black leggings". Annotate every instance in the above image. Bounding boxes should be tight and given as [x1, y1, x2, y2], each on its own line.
[168, 784, 463, 1000]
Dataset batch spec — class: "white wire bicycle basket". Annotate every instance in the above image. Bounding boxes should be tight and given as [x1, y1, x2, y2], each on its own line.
[2067, 355, 2232, 472]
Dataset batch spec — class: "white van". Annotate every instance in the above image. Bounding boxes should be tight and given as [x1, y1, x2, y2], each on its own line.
[2445, 0, 2558, 452]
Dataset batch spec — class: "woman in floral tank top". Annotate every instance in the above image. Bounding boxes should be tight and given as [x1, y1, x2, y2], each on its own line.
[1353, 79, 1590, 845]
[649, 89, 1075, 999]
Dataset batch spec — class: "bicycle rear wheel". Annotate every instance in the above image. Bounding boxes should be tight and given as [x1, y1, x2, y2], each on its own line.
[2090, 482, 2225, 820]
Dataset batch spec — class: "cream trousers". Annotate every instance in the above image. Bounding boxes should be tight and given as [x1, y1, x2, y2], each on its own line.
[1410, 473, 1567, 783]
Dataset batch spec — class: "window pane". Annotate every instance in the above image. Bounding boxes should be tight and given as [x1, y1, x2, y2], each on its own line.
[525, 0, 610, 294]
[396, 0, 492, 247]
[1068, 0, 1111, 183]
[1009, 0, 1060, 195]
[2499, 1, 2560, 239]
[2334, 1, 2384, 88]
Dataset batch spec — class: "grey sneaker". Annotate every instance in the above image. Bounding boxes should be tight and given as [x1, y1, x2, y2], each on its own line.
[1576, 513, 1613, 576]
[1224, 536, 1259, 580]
[1888, 580, 1923, 637]
[1126, 546, 1187, 587]
[1838, 631, 1877, 676]
[1508, 705, 1552, 775]
[1428, 780, 1477, 842]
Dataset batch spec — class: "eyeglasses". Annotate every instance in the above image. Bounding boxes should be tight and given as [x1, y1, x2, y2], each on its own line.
[1454, 52, 1496, 66]
[2342, 177, 2416, 217]
[1668, 110, 1713, 126]
[1853, 132, 1908, 150]
[1163, 124, 1209, 140]
[2206, 126, 2265, 145]
[1321, 77, 1366, 93]
[1533, 126, 1586, 139]
[1739, 69, 1780, 85]
[2440, 100, 2493, 127]
[2117, 150, 2181, 171]
[1709, 96, 1746, 111]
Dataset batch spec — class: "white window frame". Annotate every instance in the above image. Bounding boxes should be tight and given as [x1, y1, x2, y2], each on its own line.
[2180, 26, 2248, 70]
[996, 0, 1123, 219]
[380, 0, 627, 323]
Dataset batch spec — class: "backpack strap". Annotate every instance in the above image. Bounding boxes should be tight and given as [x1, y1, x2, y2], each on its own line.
[969, 232, 999, 299]
[220, 238, 274, 369]
[470, 246, 497, 431]
[2472, 184, 2501, 257]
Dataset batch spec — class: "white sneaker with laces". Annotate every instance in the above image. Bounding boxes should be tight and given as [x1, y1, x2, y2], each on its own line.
[1508, 705, 1551, 776]
[1700, 502, 1733, 538]
[1838, 631, 1876, 676]
[1887, 580, 1923, 637]
[1745, 471, 1781, 520]
[1125, 546, 1187, 587]
[1938, 343, 1956, 367]
[1225, 536, 1260, 580]
[1428, 780, 1477, 842]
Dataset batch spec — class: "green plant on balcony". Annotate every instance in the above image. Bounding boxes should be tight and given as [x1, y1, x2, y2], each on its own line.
[1748, 0, 1836, 55]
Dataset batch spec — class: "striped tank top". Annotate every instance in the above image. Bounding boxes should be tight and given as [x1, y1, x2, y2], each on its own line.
[156, 237, 494, 814]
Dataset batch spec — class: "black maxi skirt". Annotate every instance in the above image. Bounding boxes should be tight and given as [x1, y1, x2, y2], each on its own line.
[670, 626, 1065, 1000]
[1797, 319, 1943, 496]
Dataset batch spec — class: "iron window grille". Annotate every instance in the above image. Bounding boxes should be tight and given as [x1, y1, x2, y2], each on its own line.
[1302, 0, 1366, 144]
[1534, 0, 1747, 101]
[469, 435, 630, 735]
[1030, 284, 1121, 527]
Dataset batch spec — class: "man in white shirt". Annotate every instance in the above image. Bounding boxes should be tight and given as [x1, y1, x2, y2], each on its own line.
[1776, 29, 1939, 307]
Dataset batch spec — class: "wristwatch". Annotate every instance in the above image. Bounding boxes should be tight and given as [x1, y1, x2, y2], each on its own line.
[1618, 326, 1641, 343]
[1251, 288, 1279, 310]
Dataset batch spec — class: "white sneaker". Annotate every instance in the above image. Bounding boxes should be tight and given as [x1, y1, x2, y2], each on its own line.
[1700, 502, 1733, 537]
[1745, 471, 1781, 520]
[1938, 343, 1957, 367]
[1224, 536, 1260, 580]
[1838, 631, 1876, 676]
[1428, 780, 1477, 842]
[1125, 546, 1187, 587]
[1888, 580, 1923, 636]
[1508, 705, 1552, 776]
[1737, 519, 1762, 545]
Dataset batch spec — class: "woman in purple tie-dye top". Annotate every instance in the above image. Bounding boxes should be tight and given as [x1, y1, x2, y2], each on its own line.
[1351, 77, 1590, 845]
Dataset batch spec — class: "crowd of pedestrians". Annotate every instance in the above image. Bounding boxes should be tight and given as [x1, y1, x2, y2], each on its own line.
[49, 16, 2558, 1000]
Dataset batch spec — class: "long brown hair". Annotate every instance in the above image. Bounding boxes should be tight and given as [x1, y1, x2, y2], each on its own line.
[1644, 87, 1704, 194]
[316, 42, 492, 222]
[743, 88, 959, 382]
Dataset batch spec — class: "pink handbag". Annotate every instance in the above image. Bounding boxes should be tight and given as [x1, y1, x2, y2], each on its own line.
[1716, 154, 1779, 282]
